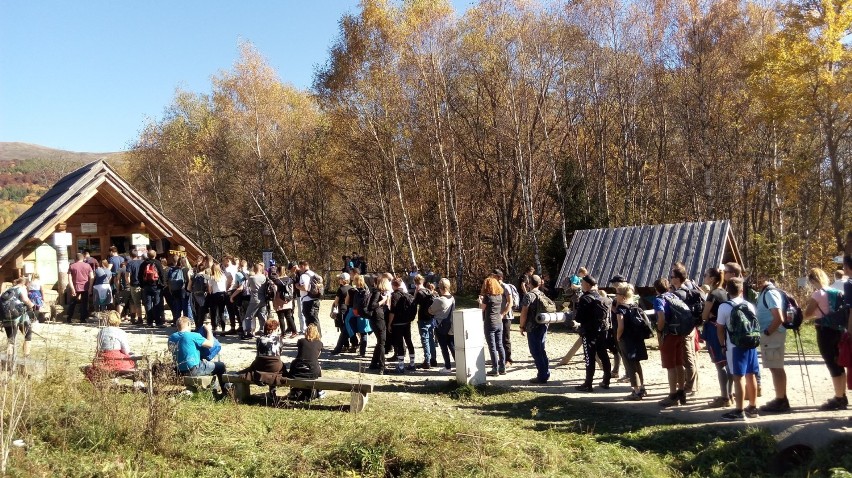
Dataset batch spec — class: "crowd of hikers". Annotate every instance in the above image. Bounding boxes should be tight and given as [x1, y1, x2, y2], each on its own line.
[2, 247, 851, 415]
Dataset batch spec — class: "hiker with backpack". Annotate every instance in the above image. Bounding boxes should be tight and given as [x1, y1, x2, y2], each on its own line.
[368, 276, 392, 373]
[803, 267, 848, 411]
[614, 284, 651, 400]
[653, 278, 688, 407]
[519, 274, 554, 384]
[238, 262, 269, 339]
[296, 261, 323, 336]
[166, 256, 193, 325]
[125, 252, 145, 324]
[669, 264, 701, 396]
[92, 259, 114, 313]
[388, 278, 418, 373]
[344, 273, 371, 356]
[574, 275, 612, 392]
[428, 278, 456, 374]
[330, 272, 356, 355]
[716, 277, 761, 420]
[700, 267, 735, 408]
[492, 269, 518, 367]
[269, 265, 297, 339]
[2, 277, 35, 360]
[136, 250, 166, 328]
[479, 276, 507, 376]
[755, 275, 791, 414]
[413, 274, 438, 369]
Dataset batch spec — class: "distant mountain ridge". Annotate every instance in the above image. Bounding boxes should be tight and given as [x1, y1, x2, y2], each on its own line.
[0, 142, 125, 163]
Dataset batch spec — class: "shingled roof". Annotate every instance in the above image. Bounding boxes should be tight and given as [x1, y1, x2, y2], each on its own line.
[556, 220, 741, 289]
[0, 160, 206, 265]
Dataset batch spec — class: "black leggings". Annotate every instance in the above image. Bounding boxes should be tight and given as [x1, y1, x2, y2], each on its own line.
[817, 326, 845, 378]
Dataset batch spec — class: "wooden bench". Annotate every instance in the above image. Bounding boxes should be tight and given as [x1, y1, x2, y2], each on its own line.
[182, 375, 215, 392]
[220, 374, 375, 412]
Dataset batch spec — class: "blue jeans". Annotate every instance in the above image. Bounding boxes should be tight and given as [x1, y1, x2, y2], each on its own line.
[143, 285, 164, 326]
[484, 322, 505, 372]
[526, 323, 550, 381]
[418, 319, 436, 364]
[169, 289, 193, 323]
[182, 360, 227, 391]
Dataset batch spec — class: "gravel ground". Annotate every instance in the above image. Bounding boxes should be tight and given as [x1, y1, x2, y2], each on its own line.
[16, 299, 850, 447]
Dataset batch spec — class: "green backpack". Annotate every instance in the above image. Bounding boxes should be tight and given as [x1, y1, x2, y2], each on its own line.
[1, 287, 27, 324]
[726, 301, 761, 349]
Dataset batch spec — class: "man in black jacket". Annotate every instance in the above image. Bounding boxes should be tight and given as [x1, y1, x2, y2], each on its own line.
[137, 249, 166, 327]
[574, 275, 612, 392]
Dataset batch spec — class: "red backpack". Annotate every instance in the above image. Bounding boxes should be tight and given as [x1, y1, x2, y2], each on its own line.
[143, 262, 159, 283]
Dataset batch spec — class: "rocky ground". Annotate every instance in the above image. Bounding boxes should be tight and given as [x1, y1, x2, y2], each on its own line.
[14, 298, 852, 449]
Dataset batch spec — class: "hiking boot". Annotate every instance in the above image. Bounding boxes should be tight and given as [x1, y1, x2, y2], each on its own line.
[658, 393, 679, 408]
[677, 389, 687, 405]
[625, 391, 642, 401]
[430, 360, 438, 367]
[405, 364, 417, 371]
[759, 397, 791, 413]
[744, 406, 759, 419]
[598, 381, 611, 390]
[639, 387, 648, 398]
[575, 384, 594, 392]
[488, 369, 500, 377]
[529, 377, 548, 384]
[819, 396, 849, 411]
[721, 409, 745, 421]
[708, 396, 731, 408]
[419, 361, 431, 370]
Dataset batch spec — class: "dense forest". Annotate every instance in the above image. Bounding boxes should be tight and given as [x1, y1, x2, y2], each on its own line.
[125, 0, 852, 290]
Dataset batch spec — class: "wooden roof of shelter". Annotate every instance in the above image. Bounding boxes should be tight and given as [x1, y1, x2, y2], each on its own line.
[0, 160, 206, 265]
[556, 220, 741, 290]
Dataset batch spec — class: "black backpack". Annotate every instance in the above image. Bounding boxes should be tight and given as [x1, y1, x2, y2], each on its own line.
[625, 305, 655, 339]
[352, 287, 373, 318]
[393, 290, 417, 323]
[191, 272, 207, 296]
[663, 292, 695, 336]
[276, 277, 294, 302]
[1, 287, 27, 323]
[676, 286, 706, 326]
[589, 293, 612, 331]
[764, 286, 804, 331]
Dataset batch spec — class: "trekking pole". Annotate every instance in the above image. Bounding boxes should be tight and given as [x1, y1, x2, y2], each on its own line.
[792, 329, 809, 406]
[795, 329, 816, 405]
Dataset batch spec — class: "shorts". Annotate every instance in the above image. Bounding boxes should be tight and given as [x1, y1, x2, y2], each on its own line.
[129, 286, 143, 306]
[4, 320, 32, 345]
[660, 333, 686, 369]
[728, 346, 760, 376]
[116, 289, 131, 306]
[758, 330, 786, 369]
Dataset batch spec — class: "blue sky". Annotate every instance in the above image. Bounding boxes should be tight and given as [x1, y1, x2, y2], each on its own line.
[0, 1, 472, 153]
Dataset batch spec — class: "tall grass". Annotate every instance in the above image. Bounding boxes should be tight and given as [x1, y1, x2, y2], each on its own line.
[5, 365, 850, 477]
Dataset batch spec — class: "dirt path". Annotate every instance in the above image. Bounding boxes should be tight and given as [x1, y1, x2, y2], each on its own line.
[19, 300, 851, 449]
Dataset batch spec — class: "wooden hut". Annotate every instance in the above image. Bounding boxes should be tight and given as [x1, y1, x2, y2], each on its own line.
[0, 160, 206, 300]
[556, 220, 742, 294]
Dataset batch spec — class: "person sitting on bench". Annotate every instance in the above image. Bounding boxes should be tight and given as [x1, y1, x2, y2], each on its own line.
[85, 310, 136, 381]
[287, 323, 323, 400]
[169, 316, 227, 393]
[237, 318, 287, 392]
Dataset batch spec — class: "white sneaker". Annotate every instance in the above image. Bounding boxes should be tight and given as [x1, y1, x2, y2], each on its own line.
[441, 368, 453, 374]
[132, 380, 146, 390]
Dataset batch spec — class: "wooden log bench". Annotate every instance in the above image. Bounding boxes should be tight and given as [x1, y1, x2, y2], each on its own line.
[220, 373, 375, 412]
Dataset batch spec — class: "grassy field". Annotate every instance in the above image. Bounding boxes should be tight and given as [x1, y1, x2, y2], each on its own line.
[5, 368, 851, 478]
